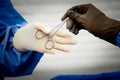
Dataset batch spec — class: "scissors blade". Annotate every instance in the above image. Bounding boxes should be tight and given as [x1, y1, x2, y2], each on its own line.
[49, 17, 69, 37]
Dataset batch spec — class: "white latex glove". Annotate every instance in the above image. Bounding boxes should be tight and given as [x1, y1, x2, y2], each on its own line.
[13, 22, 76, 54]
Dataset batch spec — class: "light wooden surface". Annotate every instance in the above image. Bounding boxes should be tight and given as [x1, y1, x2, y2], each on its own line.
[6, 0, 120, 80]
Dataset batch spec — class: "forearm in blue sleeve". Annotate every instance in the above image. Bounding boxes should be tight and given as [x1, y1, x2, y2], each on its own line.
[0, 0, 44, 77]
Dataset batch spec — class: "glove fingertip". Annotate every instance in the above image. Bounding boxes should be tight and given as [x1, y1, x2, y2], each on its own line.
[61, 13, 68, 21]
[61, 17, 66, 21]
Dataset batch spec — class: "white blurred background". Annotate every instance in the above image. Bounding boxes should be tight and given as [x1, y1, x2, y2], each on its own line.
[6, 0, 120, 80]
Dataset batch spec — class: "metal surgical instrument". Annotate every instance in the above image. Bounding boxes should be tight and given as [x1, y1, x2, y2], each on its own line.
[35, 18, 69, 50]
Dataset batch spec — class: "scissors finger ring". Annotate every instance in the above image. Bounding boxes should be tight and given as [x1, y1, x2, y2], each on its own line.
[45, 39, 55, 50]
[35, 30, 55, 50]
[35, 30, 46, 39]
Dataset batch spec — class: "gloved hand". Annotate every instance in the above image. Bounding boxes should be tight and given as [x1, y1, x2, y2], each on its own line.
[13, 22, 76, 54]
[62, 3, 120, 44]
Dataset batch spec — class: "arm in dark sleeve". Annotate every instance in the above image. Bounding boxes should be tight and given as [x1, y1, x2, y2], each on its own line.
[0, 0, 44, 77]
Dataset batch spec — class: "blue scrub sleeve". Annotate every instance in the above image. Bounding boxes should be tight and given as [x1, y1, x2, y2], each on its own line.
[116, 32, 120, 47]
[0, 0, 43, 77]
[51, 71, 120, 80]
[51, 32, 120, 80]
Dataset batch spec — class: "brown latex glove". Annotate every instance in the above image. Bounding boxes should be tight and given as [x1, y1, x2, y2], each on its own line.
[62, 3, 120, 44]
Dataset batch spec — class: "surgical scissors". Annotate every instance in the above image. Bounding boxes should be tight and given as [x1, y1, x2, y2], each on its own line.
[35, 18, 69, 50]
